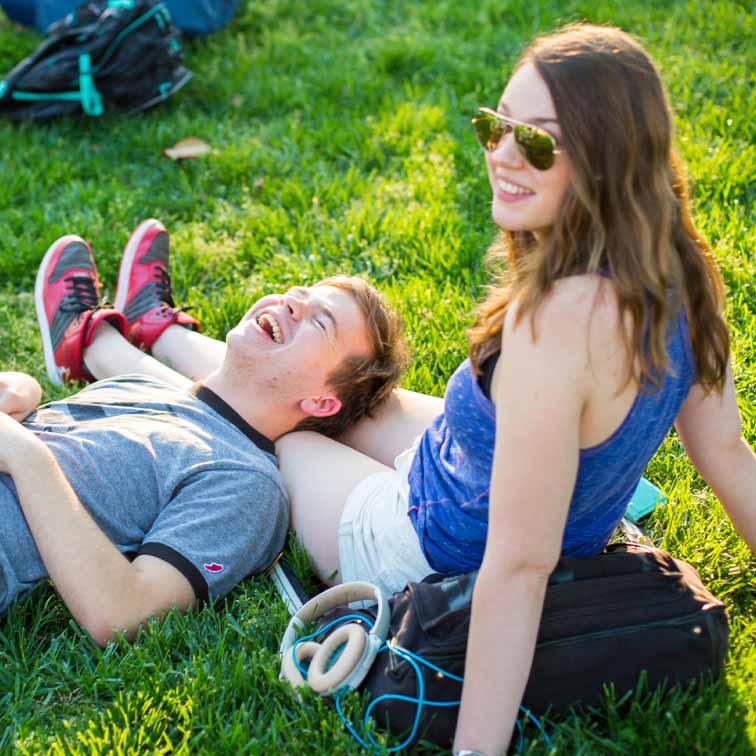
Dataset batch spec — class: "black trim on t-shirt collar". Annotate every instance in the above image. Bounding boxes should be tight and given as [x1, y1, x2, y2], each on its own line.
[190, 383, 275, 455]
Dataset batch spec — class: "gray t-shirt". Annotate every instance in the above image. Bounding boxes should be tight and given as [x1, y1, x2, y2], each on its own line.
[0, 374, 288, 614]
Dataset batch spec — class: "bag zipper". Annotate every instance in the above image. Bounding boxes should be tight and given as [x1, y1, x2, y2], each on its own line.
[387, 609, 724, 678]
[535, 608, 723, 649]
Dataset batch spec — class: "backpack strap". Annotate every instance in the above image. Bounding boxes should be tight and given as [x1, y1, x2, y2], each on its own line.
[1, 52, 104, 116]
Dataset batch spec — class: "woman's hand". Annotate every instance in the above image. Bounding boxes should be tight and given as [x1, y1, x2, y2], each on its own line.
[0, 371, 42, 422]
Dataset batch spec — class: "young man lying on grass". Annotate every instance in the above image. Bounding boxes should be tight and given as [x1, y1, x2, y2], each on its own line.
[0, 220, 406, 645]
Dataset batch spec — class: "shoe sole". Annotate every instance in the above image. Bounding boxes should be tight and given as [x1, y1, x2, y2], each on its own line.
[34, 235, 86, 386]
[114, 218, 165, 314]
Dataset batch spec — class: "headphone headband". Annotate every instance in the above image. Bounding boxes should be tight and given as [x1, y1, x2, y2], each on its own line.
[279, 581, 390, 695]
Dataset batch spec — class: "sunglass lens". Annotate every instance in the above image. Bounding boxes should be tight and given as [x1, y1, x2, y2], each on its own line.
[473, 110, 557, 170]
[472, 114, 504, 152]
[514, 124, 555, 170]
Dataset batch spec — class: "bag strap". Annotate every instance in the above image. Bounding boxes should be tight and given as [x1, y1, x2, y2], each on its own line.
[1, 53, 104, 116]
[0, 33, 69, 105]
[94, 2, 173, 73]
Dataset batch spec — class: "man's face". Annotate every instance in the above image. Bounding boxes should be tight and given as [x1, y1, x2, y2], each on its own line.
[225, 284, 371, 416]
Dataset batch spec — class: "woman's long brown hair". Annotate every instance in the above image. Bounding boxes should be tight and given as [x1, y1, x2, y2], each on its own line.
[468, 23, 729, 393]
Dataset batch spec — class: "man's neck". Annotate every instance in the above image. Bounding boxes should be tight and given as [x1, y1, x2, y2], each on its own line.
[201, 371, 297, 442]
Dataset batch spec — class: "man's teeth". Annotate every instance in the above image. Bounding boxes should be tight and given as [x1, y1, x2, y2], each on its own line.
[258, 313, 283, 343]
[498, 179, 533, 195]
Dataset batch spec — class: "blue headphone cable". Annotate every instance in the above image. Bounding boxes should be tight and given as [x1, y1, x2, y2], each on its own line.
[290, 615, 553, 754]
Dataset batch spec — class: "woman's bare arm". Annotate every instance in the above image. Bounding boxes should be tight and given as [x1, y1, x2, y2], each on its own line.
[675, 364, 756, 552]
[453, 285, 589, 755]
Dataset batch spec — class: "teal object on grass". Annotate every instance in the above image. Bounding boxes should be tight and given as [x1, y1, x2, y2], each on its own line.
[77, 53, 103, 115]
[626, 477, 666, 523]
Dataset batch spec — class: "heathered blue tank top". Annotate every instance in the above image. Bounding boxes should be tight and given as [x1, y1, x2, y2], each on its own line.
[407, 310, 696, 574]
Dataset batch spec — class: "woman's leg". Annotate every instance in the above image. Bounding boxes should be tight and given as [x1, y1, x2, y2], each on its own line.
[276, 431, 391, 583]
[336, 387, 443, 467]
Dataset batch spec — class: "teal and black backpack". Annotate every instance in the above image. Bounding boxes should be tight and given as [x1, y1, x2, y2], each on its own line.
[0, 0, 191, 121]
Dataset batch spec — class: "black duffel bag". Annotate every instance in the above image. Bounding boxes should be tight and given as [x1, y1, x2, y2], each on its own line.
[0, 0, 191, 121]
[361, 543, 729, 747]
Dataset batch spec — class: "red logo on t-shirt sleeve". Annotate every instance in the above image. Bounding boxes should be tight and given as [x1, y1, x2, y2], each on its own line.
[204, 562, 224, 573]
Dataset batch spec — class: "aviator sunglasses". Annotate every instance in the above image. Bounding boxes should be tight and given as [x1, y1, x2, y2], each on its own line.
[471, 106, 562, 170]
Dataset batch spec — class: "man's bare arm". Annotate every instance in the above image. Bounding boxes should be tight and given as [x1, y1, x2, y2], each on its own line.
[0, 411, 195, 645]
[83, 323, 192, 389]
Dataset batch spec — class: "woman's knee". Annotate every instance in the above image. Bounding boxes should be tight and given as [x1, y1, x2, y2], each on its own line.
[276, 430, 322, 457]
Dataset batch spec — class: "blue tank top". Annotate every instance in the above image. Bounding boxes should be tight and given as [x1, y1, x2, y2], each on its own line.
[407, 310, 696, 574]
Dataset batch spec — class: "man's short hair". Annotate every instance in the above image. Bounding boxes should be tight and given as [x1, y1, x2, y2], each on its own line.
[294, 275, 409, 438]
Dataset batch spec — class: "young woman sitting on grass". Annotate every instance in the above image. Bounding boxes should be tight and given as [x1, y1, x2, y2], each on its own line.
[75, 22, 756, 756]
[274, 23, 756, 755]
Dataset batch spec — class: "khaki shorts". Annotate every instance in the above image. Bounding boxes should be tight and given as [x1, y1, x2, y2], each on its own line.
[338, 444, 433, 596]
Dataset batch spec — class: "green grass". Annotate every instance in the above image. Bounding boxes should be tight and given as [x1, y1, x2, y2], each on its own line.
[0, 0, 754, 752]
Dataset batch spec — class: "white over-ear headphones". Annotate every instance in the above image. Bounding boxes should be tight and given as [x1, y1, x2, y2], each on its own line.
[279, 581, 390, 695]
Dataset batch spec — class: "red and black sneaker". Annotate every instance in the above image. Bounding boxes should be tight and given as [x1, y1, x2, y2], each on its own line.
[35, 236, 129, 385]
[114, 219, 199, 351]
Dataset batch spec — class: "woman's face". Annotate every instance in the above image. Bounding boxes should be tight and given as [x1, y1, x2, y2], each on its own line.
[484, 62, 571, 234]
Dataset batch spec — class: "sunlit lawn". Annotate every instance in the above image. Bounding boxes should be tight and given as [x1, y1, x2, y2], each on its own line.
[0, 0, 754, 752]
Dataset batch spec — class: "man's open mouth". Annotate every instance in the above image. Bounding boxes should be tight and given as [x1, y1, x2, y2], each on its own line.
[256, 312, 283, 343]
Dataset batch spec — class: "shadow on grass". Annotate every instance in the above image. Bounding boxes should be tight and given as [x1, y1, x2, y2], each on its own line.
[539, 671, 754, 756]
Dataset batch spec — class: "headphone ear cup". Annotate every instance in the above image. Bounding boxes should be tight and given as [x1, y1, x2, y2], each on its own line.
[307, 623, 368, 694]
[281, 640, 322, 688]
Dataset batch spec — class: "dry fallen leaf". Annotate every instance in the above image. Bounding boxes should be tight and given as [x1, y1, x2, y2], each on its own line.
[163, 137, 214, 160]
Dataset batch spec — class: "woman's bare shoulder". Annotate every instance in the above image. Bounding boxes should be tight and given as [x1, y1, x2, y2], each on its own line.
[505, 274, 620, 344]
